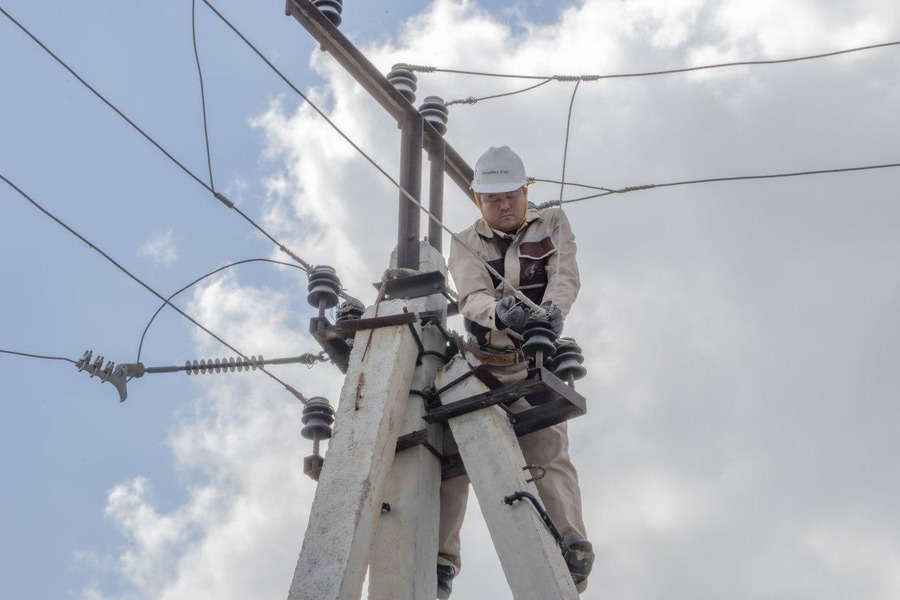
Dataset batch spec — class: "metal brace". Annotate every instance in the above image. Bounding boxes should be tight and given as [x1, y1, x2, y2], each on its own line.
[504, 490, 564, 546]
[523, 464, 546, 484]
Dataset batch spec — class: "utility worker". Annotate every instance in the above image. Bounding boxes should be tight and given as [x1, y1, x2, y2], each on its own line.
[437, 146, 594, 598]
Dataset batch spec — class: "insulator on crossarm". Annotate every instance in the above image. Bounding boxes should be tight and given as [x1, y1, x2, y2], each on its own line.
[387, 63, 417, 104]
[307, 265, 341, 313]
[418, 96, 449, 135]
[302, 396, 335, 482]
[551, 337, 587, 384]
[312, 0, 343, 27]
[522, 319, 558, 365]
[301, 397, 335, 441]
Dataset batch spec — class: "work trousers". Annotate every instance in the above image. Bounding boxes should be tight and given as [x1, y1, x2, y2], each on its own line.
[436, 362, 587, 573]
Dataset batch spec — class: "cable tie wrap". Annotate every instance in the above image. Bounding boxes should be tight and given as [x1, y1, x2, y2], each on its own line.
[286, 384, 309, 404]
[536, 199, 563, 209]
[446, 97, 478, 106]
[406, 64, 436, 73]
[620, 184, 656, 192]
[214, 192, 235, 208]
[280, 245, 313, 271]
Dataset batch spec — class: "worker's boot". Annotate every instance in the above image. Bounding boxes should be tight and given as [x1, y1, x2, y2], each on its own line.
[436, 564, 456, 599]
[562, 532, 594, 593]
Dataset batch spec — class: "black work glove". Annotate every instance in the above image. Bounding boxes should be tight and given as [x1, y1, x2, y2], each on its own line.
[495, 296, 528, 332]
[536, 304, 564, 336]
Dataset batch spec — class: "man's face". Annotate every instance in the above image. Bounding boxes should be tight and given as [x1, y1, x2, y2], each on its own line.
[479, 186, 528, 233]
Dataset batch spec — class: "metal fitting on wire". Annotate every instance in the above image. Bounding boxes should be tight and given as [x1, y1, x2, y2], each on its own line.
[335, 298, 365, 322]
[387, 63, 417, 103]
[75, 350, 130, 402]
[418, 95, 449, 135]
[312, 0, 343, 27]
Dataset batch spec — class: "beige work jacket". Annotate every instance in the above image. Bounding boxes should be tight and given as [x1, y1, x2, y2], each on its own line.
[448, 206, 580, 350]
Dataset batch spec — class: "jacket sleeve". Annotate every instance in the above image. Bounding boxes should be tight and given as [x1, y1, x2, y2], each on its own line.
[541, 208, 580, 316]
[448, 233, 501, 331]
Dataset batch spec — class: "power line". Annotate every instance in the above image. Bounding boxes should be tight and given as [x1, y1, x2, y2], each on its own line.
[533, 178, 615, 193]
[0, 6, 210, 191]
[446, 78, 553, 106]
[534, 162, 900, 206]
[408, 39, 900, 82]
[192, 0, 216, 192]
[0, 349, 77, 365]
[136, 258, 305, 364]
[0, 4, 321, 277]
[0, 172, 310, 403]
[558, 81, 581, 204]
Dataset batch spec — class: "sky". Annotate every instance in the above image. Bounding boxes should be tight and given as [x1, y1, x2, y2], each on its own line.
[1, 0, 899, 599]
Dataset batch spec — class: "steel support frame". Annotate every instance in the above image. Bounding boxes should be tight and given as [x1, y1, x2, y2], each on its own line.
[423, 366, 588, 437]
[285, 0, 476, 205]
[397, 115, 423, 268]
[427, 138, 446, 252]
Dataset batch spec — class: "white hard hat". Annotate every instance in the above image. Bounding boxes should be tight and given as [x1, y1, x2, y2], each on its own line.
[471, 146, 528, 194]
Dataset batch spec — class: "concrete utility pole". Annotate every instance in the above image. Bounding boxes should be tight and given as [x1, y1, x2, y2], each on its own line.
[289, 299, 420, 600]
[434, 358, 579, 599]
[286, 2, 587, 598]
[366, 243, 448, 600]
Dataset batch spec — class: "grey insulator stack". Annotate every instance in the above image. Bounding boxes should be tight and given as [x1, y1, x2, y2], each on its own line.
[522, 319, 558, 366]
[312, 0, 343, 26]
[307, 265, 341, 317]
[418, 96, 449, 135]
[551, 337, 587, 385]
[185, 356, 263, 375]
[301, 397, 335, 481]
[387, 63, 418, 103]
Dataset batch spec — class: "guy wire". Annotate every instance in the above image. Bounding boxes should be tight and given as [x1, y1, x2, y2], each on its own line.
[0, 172, 309, 403]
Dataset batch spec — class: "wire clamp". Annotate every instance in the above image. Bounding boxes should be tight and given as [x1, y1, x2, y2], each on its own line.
[213, 191, 235, 208]
[75, 350, 130, 402]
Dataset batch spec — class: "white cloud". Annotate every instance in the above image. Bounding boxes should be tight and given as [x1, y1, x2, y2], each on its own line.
[137, 228, 179, 267]
[87, 1, 900, 599]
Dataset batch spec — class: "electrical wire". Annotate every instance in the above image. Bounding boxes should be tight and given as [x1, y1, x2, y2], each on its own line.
[0, 4, 324, 280]
[542, 81, 580, 307]
[136, 258, 305, 364]
[558, 81, 580, 203]
[408, 39, 900, 82]
[532, 179, 615, 193]
[446, 78, 553, 106]
[533, 162, 900, 206]
[0, 349, 77, 365]
[192, 0, 216, 192]
[0, 172, 310, 402]
[205, 0, 548, 315]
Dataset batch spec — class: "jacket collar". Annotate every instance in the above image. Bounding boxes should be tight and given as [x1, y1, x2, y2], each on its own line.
[475, 208, 541, 239]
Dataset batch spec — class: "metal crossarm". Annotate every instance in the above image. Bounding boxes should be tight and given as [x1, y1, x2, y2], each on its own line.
[423, 366, 587, 437]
